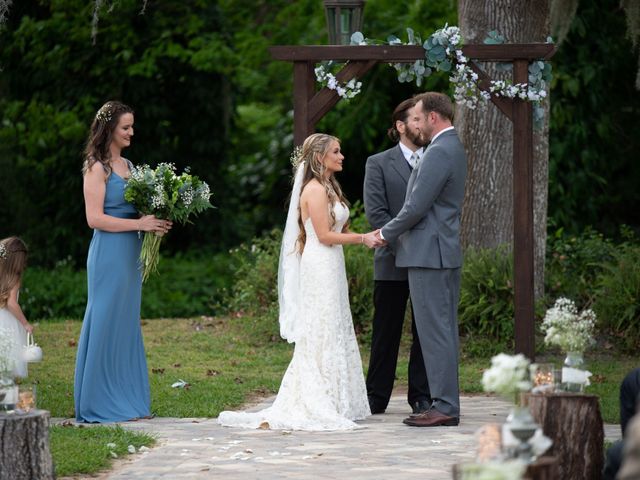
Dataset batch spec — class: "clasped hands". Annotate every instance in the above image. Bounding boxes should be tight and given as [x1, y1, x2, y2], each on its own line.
[362, 229, 388, 249]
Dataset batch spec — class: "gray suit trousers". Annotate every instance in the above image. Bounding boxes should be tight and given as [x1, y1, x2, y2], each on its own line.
[408, 267, 461, 417]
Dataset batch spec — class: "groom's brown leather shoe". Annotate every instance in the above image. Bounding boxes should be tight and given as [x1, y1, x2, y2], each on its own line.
[403, 409, 459, 427]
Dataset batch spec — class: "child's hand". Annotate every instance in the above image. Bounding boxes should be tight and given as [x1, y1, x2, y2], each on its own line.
[23, 322, 34, 334]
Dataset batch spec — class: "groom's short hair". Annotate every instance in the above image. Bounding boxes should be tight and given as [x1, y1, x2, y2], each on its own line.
[415, 92, 454, 123]
[387, 97, 418, 143]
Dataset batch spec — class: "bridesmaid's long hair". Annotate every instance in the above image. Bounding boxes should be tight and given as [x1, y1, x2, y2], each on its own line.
[0, 237, 28, 308]
[82, 101, 134, 177]
[294, 133, 350, 253]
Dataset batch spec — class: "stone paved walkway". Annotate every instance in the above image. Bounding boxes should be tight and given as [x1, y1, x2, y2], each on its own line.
[58, 394, 621, 479]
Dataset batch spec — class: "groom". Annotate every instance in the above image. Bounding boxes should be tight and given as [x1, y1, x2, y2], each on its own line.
[379, 92, 467, 427]
[364, 97, 431, 416]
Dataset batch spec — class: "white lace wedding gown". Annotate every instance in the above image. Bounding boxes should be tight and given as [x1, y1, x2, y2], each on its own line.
[218, 202, 371, 430]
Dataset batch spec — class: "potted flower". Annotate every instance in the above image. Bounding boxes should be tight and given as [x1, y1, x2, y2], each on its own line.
[541, 297, 595, 392]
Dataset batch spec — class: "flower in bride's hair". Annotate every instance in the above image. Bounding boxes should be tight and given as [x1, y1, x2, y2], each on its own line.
[0, 243, 6, 260]
[290, 145, 304, 167]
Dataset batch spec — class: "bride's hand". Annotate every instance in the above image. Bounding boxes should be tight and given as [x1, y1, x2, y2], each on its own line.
[362, 230, 386, 249]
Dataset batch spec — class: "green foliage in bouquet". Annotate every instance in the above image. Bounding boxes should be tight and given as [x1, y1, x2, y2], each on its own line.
[124, 163, 213, 281]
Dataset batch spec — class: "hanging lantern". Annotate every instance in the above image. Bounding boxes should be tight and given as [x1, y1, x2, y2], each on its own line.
[323, 0, 366, 45]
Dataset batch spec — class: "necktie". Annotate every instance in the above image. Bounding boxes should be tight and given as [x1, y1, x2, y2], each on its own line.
[409, 151, 420, 170]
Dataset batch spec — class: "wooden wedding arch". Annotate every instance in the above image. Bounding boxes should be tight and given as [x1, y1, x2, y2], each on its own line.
[270, 42, 555, 359]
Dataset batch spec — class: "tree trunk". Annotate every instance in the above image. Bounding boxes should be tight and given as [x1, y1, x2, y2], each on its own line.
[457, 0, 550, 300]
[527, 393, 604, 480]
[0, 410, 55, 480]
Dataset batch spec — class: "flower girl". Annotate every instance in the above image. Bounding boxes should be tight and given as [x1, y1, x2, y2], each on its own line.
[0, 237, 33, 378]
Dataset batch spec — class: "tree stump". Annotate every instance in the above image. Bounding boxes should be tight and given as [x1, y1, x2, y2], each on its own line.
[527, 393, 603, 480]
[0, 410, 55, 480]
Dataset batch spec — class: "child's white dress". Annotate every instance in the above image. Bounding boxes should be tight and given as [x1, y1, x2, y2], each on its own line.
[0, 307, 28, 378]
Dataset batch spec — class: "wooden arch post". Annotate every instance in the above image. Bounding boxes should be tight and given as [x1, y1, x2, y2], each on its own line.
[270, 43, 555, 359]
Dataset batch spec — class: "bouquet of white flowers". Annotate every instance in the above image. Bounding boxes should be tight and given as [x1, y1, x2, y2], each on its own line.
[541, 297, 595, 353]
[124, 163, 213, 281]
[481, 353, 532, 404]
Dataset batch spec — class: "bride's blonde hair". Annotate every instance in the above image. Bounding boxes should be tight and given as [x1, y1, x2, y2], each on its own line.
[0, 237, 28, 308]
[293, 133, 350, 252]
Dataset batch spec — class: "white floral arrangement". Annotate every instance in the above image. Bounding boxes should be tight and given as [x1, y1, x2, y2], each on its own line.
[0, 327, 16, 374]
[314, 61, 362, 99]
[541, 297, 596, 353]
[482, 353, 532, 404]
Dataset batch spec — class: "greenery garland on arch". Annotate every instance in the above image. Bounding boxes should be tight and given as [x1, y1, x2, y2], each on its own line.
[315, 24, 553, 125]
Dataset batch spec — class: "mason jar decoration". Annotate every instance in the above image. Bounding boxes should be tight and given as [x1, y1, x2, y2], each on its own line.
[562, 351, 590, 392]
[0, 373, 18, 411]
[541, 297, 596, 393]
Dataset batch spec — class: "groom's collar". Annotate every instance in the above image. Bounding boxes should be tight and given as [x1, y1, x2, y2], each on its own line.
[430, 126, 455, 144]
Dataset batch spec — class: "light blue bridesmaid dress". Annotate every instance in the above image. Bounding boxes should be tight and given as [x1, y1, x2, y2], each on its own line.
[74, 167, 150, 422]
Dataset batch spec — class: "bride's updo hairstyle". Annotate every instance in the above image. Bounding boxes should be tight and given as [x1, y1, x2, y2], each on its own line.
[294, 133, 350, 252]
[82, 101, 134, 178]
[0, 237, 28, 308]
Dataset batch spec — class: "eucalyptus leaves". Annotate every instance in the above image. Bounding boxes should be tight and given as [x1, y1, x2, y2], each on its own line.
[315, 24, 553, 123]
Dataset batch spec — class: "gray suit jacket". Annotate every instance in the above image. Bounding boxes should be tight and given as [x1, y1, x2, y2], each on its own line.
[381, 129, 467, 269]
[363, 145, 412, 281]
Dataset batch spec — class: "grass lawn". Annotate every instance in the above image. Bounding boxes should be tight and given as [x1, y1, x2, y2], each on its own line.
[50, 425, 155, 477]
[24, 314, 633, 476]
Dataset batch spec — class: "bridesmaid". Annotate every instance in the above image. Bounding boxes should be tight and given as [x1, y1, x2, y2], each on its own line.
[74, 101, 172, 422]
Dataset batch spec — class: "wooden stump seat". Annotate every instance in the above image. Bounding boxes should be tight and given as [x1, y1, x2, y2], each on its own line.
[0, 409, 55, 480]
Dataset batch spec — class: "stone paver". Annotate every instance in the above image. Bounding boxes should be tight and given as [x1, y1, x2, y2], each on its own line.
[57, 395, 621, 479]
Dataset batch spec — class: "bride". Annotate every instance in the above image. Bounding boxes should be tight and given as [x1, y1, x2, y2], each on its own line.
[218, 133, 382, 431]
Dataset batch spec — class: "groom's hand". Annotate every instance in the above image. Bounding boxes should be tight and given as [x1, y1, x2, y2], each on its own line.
[362, 230, 386, 248]
[362, 231, 382, 249]
[373, 230, 387, 247]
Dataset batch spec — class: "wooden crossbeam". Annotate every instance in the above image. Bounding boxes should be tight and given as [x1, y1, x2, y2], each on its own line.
[270, 45, 425, 61]
[270, 44, 555, 62]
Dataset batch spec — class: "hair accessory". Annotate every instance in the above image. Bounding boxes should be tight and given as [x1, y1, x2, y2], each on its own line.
[96, 104, 113, 123]
[0, 243, 6, 260]
[290, 145, 304, 168]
